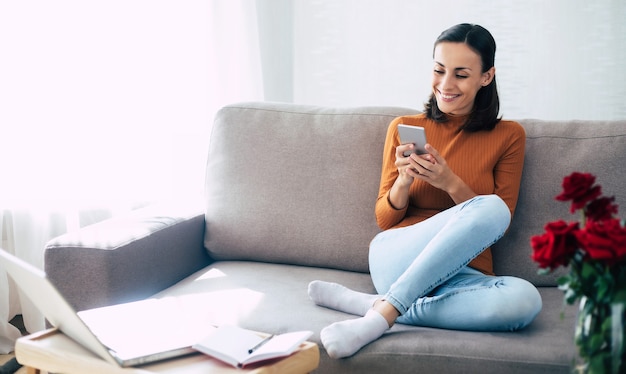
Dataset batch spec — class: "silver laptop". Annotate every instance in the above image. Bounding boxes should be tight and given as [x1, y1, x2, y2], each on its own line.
[0, 249, 215, 367]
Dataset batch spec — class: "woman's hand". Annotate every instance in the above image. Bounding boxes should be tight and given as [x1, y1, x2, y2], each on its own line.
[390, 143, 476, 208]
[394, 144, 422, 187]
[408, 144, 450, 188]
[387, 143, 434, 209]
[412, 144, 477, 204]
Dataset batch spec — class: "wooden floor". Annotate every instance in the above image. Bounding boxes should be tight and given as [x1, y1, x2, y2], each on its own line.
[1, 316, 28, 374]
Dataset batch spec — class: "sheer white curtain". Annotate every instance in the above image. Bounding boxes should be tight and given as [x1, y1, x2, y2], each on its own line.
[0, 0, 264, 353]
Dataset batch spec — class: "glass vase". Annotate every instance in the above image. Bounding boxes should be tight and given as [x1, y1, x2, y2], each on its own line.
[575, 296, 625, 374]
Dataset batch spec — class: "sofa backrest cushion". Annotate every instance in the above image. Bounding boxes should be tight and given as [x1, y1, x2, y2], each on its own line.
[205, 102, 626, 285]
[204, 102, 419, 272]
[492, 119, 626, 286]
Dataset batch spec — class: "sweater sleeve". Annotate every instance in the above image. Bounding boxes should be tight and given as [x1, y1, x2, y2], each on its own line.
[493, 121, 526, 219]
[375, 117, 408, 230]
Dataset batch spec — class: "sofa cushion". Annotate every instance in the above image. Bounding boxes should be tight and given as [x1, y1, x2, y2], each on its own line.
[492, 119, 626, 286]
[155, 261, 577, 374]
[205, 102, 626, 285]
[204, 102, 419, 272]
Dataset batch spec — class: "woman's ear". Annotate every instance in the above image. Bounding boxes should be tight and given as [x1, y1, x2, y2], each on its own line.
[482, 66, 496, 86]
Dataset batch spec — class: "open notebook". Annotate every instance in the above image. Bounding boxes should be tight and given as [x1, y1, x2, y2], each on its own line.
[0, 249, 215, 367]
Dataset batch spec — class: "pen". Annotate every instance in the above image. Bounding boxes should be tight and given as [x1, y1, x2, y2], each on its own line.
[248, 335, 274, 354]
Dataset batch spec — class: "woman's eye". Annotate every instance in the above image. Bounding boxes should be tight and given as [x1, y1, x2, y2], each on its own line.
[434, 69, 444, 75]
[456, 75, 468, 79]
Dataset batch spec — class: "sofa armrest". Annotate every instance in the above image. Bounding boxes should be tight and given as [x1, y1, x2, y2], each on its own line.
[44, 202, 212, 312]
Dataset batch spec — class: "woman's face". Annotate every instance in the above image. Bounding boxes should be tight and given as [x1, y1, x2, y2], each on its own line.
[431, 42, 495, 116]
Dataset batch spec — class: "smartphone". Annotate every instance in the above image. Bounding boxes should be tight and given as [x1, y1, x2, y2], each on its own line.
[397, 124, 427, 156]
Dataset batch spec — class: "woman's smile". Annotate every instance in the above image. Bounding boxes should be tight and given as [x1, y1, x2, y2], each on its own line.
[437, 90, 461, 102]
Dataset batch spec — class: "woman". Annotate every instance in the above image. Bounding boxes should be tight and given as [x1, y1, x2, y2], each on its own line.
[308, 23, 542, 359]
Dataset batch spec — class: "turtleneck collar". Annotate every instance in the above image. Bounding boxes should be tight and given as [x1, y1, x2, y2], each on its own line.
[442, 113, 470, 129]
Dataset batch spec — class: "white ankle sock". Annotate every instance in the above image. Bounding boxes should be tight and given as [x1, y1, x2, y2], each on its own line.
[320, 309, 389, 359]
[308, 281, 379, 316]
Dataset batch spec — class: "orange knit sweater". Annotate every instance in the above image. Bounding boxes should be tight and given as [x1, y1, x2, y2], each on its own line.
[375, 113, 526, 275]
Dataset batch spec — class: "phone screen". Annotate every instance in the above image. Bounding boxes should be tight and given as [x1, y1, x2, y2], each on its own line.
[397, 125, 427, 156]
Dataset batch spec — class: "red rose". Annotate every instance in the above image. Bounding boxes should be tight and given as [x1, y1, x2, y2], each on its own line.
[575, 218, 626, 264]
[555, 172, 602, 213]
[531, 220, 580, 269]
[585, 196, 618, 222]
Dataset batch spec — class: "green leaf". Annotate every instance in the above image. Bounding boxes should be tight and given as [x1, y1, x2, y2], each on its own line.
[557, 275, 570, 287]
[581, 261, 599, 280]
[613, 289, 626, 303]
[601, 316, 613, 336]
[537, 267, 552, 276]
[589, 333, 604, 353]
[596, 281, 610, 304]
[564, 288, 579, 304]
[588, 353, 610, 374]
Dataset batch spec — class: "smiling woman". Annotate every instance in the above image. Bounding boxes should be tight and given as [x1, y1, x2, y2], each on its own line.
[427, 24, 498, 131]
[431, 42, 495, 118]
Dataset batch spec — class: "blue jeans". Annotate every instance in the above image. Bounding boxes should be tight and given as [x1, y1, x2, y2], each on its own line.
[369, 195, 542, 331]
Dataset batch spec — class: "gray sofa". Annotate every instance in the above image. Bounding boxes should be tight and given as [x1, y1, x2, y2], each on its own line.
[44, 102, 626, 373]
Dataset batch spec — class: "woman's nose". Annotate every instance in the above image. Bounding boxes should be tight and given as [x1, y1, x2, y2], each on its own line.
[440, 73, 454, 90]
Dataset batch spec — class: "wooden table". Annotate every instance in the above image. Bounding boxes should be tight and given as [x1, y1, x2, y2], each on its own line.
[15, 329, 319, 374]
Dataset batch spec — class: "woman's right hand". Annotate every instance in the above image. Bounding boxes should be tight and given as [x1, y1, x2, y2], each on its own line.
[388, 143, 427, 209]
[395, 144, 417, 186]
[389, 143, 438, 209]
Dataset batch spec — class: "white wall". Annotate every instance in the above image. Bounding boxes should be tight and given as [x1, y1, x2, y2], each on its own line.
[291, 0, 626, 120]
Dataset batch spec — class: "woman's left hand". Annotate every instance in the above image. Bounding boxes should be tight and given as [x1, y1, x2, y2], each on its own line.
[406, 144, 450, 189]
[409, 144, 477, 204]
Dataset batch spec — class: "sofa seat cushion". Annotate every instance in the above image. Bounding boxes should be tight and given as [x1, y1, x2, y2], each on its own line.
[155, 261, 576, 374]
